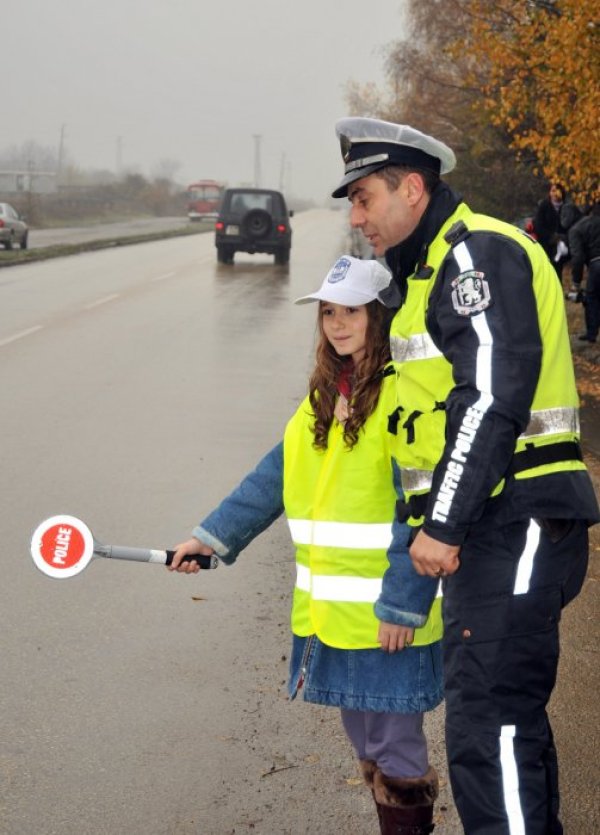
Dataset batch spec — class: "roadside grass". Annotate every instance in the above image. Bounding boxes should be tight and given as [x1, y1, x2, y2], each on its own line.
[29, 212, 162, 229]
[0, 223, 211, 269]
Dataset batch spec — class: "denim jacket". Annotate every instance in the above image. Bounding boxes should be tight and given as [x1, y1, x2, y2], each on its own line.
[192, 441, 443, 713]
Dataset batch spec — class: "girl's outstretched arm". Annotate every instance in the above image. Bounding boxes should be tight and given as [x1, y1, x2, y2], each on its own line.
[170, 442, 285, 570]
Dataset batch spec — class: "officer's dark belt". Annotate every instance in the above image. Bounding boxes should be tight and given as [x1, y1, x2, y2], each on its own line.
[396, 442, 582, 523]
[507, 441, 583, 476]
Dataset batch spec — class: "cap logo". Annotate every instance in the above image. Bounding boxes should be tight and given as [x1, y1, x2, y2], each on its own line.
[340, 134, 352, 162]
[328, 257, 352, 284]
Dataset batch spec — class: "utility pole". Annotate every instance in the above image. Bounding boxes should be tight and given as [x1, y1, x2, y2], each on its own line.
[57, 123, 66, 183]
[279, 152, 286, 192]
[253, 134, 262, 188]
[116, 136, 123, 178]
[26, 157, 37, 225]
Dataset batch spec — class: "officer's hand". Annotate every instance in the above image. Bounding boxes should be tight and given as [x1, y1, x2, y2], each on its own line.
[378, 622, 415, 653]
[410, 529, 461, 577]
[168, 537, 214, 574]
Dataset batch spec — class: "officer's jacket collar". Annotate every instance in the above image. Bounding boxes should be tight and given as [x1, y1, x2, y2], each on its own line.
[385, 182, 463, 300]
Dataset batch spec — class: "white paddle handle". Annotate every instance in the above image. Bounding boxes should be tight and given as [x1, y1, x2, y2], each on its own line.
[95, 544, 218, 569]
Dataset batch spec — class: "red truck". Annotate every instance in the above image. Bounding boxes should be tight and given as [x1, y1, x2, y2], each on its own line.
[186, 179, 225, 221]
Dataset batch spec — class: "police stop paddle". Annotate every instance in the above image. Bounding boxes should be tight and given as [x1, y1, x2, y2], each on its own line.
[30, 515, 218, 579]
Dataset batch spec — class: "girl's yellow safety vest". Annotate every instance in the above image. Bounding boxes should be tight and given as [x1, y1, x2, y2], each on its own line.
[283, 372, 442, 650]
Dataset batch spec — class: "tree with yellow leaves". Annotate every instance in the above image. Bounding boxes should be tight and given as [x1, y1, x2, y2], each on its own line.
[345, 0, 546, 219]
[345, 0, 598, 213]
[462, 0, 599, 202]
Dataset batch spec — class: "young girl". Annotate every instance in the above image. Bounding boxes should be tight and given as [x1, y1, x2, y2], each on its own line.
[170, 255, 443, 834]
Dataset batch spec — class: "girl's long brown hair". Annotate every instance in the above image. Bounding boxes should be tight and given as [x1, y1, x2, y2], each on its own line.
[308, 299, 395, 450]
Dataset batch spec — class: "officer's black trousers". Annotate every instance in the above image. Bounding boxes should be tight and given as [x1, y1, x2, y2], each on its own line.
[442, 516, 589, 835]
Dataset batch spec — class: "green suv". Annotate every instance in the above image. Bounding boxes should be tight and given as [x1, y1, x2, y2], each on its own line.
[214, 188, 293, 265]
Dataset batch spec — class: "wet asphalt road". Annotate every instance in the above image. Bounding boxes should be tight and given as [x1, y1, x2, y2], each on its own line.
[2, 209, 404, 835]
[0, 211, 598, 833]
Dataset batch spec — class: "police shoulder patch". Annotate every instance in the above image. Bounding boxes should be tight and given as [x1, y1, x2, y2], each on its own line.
[450, 270, 491, 316]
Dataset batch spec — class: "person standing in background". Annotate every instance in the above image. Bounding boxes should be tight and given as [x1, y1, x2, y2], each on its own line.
[533, 182, 578, 283]
[569, 201, 600, 344]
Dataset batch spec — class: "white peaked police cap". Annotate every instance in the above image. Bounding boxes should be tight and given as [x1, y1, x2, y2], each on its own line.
[294, 256, 391, 306]
[332, 116, 457, 198]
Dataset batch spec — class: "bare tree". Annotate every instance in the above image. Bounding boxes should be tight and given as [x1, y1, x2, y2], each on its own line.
[0, 140, 60, 172]
[151, 157, 181, 185]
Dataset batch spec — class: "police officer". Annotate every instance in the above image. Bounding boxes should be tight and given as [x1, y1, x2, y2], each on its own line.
[330, 117, 599, 835]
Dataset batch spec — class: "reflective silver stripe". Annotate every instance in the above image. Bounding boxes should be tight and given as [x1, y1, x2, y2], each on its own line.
[519, 407, 579, 439]
[312, 574, 382, 602]
[452, 240, 495, 406]
[452, 242, 495, 413]
[401, 468, 434, 492]
[428, 241, 495, 525]
[345, 152, 389, 173]
[296, 562, 311, 591]
[471, 316, 494, 404]
[453, 239, 473, 273]
[297, 563, 444, 602]
[287, 519, 392, 549]
[499, 725, 526, 834]
[295, 564, 381, 601]
[390, 332, 442, 363]
[513, 519, 540, 595]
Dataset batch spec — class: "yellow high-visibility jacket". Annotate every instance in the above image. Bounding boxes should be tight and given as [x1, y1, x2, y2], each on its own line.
[284, 372, 442, 649]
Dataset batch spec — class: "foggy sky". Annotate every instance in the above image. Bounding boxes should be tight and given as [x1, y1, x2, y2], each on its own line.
[3, 0, 407, 202]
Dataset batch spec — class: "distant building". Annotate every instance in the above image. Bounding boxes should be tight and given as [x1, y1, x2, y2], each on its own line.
[0, 170, 57, 195]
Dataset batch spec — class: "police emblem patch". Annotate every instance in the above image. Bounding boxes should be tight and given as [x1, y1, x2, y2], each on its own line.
[340, 134, 352, 163]
[328, 256, 352, 283]
[451, 270, 491, 316]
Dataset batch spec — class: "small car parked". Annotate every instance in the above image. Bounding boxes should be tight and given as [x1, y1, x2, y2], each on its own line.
[0, 203, 28, 250]
[214, 188, 293, 265]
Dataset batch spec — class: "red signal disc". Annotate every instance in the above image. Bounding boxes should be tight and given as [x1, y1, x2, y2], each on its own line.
[30, 515, 94, 578]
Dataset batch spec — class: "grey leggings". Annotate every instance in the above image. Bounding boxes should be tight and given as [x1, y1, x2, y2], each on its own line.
[340, 708, 429, 778]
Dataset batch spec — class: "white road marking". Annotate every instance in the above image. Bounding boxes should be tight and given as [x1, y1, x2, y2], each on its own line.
[84, 293, 121, 310]
[1, 263, 203, 350]
[0, 325, 44, 348]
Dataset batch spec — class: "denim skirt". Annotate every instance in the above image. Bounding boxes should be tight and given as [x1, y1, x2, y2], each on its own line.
[288, 634, 443, 714]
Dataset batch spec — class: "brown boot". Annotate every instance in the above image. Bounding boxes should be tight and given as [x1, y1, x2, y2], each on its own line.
[359, 759, 383, 827]
[359, 758, 378, 789]
[373, 765, 439, 834]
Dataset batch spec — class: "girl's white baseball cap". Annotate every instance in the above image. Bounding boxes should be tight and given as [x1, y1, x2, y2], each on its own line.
[295, 256, 391, 306]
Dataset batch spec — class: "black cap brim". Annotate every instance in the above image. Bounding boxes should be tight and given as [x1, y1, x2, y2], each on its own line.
[331, 162, 387, 199]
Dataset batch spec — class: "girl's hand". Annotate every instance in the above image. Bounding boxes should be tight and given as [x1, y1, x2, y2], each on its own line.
[378, 622, 415, 653]
[168, 537, 214, 573]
